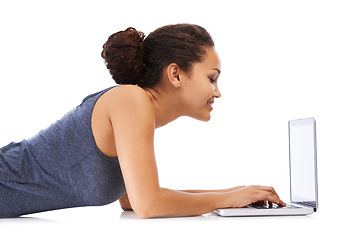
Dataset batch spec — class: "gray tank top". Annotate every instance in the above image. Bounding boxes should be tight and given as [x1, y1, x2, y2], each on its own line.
[0, 87, 126, 217]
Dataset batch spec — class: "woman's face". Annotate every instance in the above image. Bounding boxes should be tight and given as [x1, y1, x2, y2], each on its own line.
[179, 47, 221, 121]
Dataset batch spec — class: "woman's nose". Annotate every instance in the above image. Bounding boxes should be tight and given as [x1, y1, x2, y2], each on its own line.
[214, 85, 221, 98]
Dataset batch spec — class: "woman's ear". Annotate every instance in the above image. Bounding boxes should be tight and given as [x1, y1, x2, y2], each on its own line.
[166, 63, 181, 88]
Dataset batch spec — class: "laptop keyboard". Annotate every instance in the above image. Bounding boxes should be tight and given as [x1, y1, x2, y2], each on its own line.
[249, 203, 300, 209]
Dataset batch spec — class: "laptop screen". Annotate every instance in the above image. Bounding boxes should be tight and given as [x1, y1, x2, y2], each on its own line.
[289, 118, 318, 209]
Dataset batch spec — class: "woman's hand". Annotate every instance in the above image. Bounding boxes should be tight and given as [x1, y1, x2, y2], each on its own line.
[225, 185, 286, 208]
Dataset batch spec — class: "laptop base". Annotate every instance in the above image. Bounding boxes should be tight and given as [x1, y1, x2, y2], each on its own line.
[214, 203, 314, 217]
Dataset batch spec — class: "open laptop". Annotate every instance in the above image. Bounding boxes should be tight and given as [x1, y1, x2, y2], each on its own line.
[214, 117, 318, 217]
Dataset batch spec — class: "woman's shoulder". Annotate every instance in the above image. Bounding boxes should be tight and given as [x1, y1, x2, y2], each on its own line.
[109, 84, 148, 97]
[102, 85, 154, 117]
[107, 85, 151, 105]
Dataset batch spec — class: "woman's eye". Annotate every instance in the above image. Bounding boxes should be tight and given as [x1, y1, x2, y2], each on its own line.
[209, 78, 216, 84]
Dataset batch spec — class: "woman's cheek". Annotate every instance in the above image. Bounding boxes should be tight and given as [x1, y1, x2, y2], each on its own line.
[209, 83, 215, 97]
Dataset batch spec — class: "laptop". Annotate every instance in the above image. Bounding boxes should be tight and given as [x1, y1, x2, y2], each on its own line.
[214, 117, 318, 217]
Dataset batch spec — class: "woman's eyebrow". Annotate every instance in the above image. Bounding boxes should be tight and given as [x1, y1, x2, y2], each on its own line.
[212, 68, 221, 79]
[213, 68, 221, 74]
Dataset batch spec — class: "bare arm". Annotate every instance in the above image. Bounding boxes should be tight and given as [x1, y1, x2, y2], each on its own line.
[111, 86, 284, 218]
[119, 193, 133, 211]
[179, 186, 246, 194]
[119, 186, 285, 214]
[119, 187, 244, 212]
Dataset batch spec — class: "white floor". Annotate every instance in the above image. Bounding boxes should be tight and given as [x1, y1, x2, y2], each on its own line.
[1, 201, 333, 240]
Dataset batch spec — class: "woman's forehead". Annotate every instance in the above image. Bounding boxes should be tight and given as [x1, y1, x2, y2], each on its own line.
[194, 48, 221, 73]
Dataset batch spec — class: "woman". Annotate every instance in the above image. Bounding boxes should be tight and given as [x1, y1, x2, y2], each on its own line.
[0, 24, 285, 218]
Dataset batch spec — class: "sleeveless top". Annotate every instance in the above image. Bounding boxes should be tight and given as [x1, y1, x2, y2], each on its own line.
[0, 87, 126, 218]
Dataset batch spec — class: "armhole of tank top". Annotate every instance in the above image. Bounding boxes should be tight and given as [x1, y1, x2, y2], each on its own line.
[88, 86, 119, 162]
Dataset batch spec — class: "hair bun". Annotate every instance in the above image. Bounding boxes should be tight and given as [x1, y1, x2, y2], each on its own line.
[101, 27, 145, 85]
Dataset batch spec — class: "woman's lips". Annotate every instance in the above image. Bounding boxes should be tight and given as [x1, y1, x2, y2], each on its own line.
[207, 101, 214, 110]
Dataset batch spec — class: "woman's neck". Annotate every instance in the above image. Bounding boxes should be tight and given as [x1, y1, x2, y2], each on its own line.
[144, 85, 183, 128]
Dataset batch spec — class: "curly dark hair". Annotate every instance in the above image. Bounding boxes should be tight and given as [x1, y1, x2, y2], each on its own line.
[101, 24, 214, 88]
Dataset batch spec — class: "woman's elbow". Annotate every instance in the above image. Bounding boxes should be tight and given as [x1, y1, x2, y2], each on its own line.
[126, 190, 166, 219]
[131, 197, 166, 219]
[119, 194, 155, 218]
[133, 203, 158, 219]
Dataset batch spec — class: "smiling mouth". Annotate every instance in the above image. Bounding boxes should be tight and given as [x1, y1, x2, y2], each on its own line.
[207, 101, 214, 110]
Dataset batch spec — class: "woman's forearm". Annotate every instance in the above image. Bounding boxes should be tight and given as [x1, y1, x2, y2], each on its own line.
[178, 186, 246, 194]
[137, 187, 228, 218]
[134, 185, 285, 218]
[119, 188, 232, 215]
[121, 185, 285, 218]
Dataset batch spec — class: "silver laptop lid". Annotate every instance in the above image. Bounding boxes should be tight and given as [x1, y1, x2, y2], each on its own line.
[288, 118, 318, 211]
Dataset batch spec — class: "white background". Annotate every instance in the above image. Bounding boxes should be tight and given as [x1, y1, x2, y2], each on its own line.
[0, 0, 337, 239]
